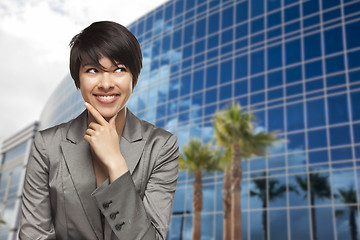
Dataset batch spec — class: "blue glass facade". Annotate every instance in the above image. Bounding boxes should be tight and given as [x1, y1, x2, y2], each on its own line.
[37, 0, 360, 239]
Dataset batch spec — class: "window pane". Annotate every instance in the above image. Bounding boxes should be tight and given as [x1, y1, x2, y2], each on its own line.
[330, 125, 351, 146]
[326, 55, 345, 74]
[310, 172, 332, 205]
[235, 55, 248, 79]
[270, 210, 288, 240]
[308, 129, 327, 149]
[268, 70, 283, 88]
[351, 91, 360, 121]
[289, 174, 309, 206]
[307, 98, 326, 128]
[286, 65, 302, 83]
[220, 60, 232, 84]
[251, 0, 264, 17]
[251, 50, 264, 74]
[208, 12, 219, 34]
[286, 39, 301, 65]
[314, 208, 335, 240]
[290, 209, 311, 240]
[267, 45, 282, 70]
[222, 6, 233, 29]
[269, 176, 287, 208]
[328, 94, 349, 124]
[304, 33, 321, 60]
[325, 27, 343, 55]
[287, 132, 305, 152]
[287, 103, 304, 131]
[206, 65, 218, 87]
[346, 21, 360, 49]
[305, 60, 322, 78]
[193, 69, 204, 92]
[268, 107, 284, 132]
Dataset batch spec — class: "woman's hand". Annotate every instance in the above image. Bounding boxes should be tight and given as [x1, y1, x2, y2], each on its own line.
[84, 102, 128, 181]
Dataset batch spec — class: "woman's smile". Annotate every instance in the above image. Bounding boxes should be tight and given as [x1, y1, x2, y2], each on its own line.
[94, 94, 120, 103]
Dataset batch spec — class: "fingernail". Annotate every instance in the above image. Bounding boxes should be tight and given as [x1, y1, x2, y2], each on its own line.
[84, 102, 89, 106]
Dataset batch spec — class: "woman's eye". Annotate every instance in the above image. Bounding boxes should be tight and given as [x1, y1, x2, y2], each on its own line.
[115, 67, 126, 73]
[86, 68, 98, 73]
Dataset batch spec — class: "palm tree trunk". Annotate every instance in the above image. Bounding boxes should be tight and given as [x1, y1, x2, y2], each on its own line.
[310, 193, 317, 240]
[262, 199, 268, 240]
[349, 209, 357, 240]
[231, 143, 242, 240]
[193, 170, 202, 240]
[223, 167, 231, 240]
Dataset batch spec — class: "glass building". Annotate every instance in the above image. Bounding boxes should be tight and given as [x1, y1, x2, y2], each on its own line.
[0, 122, 38, 240]
[8, 0, 360, 239]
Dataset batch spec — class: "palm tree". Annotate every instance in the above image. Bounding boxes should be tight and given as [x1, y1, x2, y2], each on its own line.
[295, 172, 331, 240]
[213, 103, 278, 240]
[0, 219, 5, 225]
[249, 173, 288, 240]
[335, 187, 358, 240]
[218, 148, 232, 240]
[180, 138, 220, 240]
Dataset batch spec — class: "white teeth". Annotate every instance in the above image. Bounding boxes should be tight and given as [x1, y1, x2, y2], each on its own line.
[97, 95, 116, 100]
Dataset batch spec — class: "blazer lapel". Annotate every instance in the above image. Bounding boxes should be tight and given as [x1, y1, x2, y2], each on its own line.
[60, 111, 103, 240]
[59, 108, 146, 240]
[120, 109, 146, 174]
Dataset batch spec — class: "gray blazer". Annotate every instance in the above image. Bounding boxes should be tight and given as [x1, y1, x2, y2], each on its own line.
[19, 109, 179, 240]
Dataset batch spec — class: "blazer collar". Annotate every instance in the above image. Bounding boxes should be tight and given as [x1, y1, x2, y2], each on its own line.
[65, 108, 143, 144]
[60, 108, 146, 240]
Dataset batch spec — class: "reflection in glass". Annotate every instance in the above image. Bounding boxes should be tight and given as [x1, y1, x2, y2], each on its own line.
[250, 174, 288, 240]
[290, 208, 311, 240]
[200, 214, 214, 239]
[289, 174, 309, 206]
[250, 211, 263, 240]
[295, 172, 332, 240]
[314, 207, 335, 240]
[335, 204, 359, 240]
[269, 209, 287, 240]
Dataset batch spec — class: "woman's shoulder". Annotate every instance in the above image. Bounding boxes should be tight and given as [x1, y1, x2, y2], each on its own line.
[36, 111, 87, 143]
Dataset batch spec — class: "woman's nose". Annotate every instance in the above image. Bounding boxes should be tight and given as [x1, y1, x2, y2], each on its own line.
[98, 73, 114, 90]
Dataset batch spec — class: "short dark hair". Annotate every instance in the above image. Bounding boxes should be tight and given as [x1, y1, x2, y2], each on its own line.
[69, 21, 142, 89]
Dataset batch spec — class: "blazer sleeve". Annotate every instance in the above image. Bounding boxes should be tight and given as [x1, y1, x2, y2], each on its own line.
[19, 132, 56, 240]
[91, 134, 179, 240]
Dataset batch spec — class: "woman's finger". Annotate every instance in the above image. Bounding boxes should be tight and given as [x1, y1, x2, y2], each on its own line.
[85, 128, 96, 136]
[84, 102, 107, 125]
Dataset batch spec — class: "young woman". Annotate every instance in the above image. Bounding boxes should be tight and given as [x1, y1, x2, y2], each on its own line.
[19, 21, 179, 240]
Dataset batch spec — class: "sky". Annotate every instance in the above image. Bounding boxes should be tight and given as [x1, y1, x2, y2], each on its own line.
[0, 0, 168, 144]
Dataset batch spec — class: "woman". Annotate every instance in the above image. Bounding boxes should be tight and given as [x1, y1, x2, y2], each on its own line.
[19, 21, 179, 240]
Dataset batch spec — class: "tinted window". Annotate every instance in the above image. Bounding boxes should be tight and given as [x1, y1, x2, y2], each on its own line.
[346, 21, 360, 49]
[235, 55, 248, 79]
[325, 27, 343, 54]
[308, 129, 327, 149]
[251, 50, 264, 74]
[208, 12, 220, 34]
[222, 7, 233, 29]
[267, 45, 282, 70]
[307, 98, 326, 128]
[304, 33, 321, 60]
[287, 103, 304, 131]
[328, 94, 349, 124]
[268, 107, 284, 131]
[286, 39, 301, 65]
[206, 65, 218, 87]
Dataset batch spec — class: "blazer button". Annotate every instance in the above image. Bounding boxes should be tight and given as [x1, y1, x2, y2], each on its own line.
[110, 211, 119, 220]
[115, 222, 125, 231]
[102, 200, 112, 209]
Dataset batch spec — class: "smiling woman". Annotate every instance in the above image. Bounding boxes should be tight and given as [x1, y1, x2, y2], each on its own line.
[19, 21, 179, 240]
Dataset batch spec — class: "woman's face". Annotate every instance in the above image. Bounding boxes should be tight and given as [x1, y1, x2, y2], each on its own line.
[79, 56, 133, 120]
